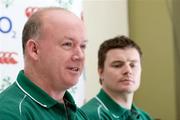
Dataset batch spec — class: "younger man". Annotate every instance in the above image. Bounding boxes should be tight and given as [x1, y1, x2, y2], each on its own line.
[82, 35, 152, 120]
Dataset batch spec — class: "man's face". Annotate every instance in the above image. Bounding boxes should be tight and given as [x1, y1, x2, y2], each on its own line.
[37, 11, 86, 91]
[99, 48, 141, 95]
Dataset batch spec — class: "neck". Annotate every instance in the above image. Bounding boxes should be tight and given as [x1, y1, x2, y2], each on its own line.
[24, 65, 65, 103]
[103, 88, 134, 109]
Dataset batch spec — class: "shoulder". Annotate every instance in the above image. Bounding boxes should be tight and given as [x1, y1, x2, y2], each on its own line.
[135, 106, 153, 120]
[0, 84, 20, 119]
[0, 110, 20, 120]
[0, 82, 23, 107]
[81, 97, 100, 119]
[81, 97, 100, 112]
[0, 83, 30, 119]
[81, 97, 113, 120]
[139, 109, 153, 120]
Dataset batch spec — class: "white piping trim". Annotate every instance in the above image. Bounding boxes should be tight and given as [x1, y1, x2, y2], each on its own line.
[19, 95, 27, 115]
[95, 96, 120, 119]
[16, 81, 47, 108]
[95, 96, 108, 111]
[97, 105, 103, 119]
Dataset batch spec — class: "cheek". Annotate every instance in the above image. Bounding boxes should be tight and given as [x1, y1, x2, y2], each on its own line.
[103, 69, 117, 80]
[134, 66, 141, 76]
[134, 70, 141, 83]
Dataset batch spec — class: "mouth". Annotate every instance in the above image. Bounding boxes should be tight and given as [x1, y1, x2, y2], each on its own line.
[68, 66, 80, 72]
[120, 78, 134, 84]
[71, 67, 79, 71]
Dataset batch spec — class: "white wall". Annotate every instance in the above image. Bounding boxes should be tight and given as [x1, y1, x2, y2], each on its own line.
[83, 0, 128, 100]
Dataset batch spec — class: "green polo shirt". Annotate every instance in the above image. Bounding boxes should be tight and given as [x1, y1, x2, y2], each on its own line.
[0, 70, 88, 120]
[81, 89, 153, 120]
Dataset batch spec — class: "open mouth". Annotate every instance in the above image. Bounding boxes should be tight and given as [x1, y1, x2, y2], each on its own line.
[68, 67, 80, 72]
[71, 67, 79, 71]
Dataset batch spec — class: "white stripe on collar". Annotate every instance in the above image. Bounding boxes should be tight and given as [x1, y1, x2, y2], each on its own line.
[16, 81, 47, 108]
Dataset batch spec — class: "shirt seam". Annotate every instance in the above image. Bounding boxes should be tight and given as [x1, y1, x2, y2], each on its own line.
[95, 96, 120, 119]
[95, 96, 108, 111]
[19, 95, 27, 115]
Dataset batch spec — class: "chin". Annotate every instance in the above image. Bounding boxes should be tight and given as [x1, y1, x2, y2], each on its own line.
[119, 88, 136, 93]
[69, 81, 79, 87]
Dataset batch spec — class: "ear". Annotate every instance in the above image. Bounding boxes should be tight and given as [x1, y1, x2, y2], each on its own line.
[26, 39, 39, 60]
[98, 68, 104, 79]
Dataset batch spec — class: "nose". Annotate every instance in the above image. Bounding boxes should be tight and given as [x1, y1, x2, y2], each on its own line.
[122, 64, 132, 75]
[72, 47, 85, 61]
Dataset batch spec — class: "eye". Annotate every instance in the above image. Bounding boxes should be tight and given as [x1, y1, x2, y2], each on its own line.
[62, 41, 73, 50]
[80, 43, 86, 50]
[130, 62, 136, 68]
[111, 62, 124, 68]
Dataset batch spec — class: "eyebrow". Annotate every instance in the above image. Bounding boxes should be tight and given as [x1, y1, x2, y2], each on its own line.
[64, 36, 88, 43]
[111, 60, 123, 65]
[111, 59, 139, 64]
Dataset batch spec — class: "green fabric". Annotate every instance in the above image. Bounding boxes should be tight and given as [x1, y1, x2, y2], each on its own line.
[81, 89, 153, 120]
[0, 70, 88, 120]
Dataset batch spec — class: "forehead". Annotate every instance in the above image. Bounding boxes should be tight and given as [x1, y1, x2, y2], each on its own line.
[40, 10, 86, 41]
[105, 48, 141, 62]
[43, 9, 82, 24]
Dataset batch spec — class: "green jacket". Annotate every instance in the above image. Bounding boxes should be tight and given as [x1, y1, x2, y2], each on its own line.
[81, 89, 153, 120]
[0, 70, 88, 120]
